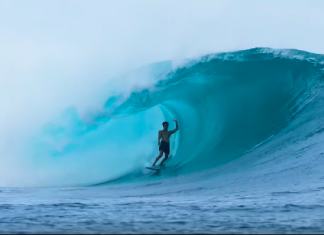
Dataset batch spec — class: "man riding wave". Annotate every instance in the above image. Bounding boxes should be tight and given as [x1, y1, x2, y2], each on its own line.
[152, 119, 179, 168]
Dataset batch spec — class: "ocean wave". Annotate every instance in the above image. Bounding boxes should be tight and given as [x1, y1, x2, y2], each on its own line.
[30, 47, 324, 186]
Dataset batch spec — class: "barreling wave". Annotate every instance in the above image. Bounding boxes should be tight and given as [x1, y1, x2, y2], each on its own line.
[30, 47, 324, 187]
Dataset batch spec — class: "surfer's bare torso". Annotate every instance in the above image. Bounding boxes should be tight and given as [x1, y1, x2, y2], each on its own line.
[159, 130, 172, 143]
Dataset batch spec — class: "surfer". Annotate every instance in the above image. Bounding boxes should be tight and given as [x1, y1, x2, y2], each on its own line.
[152, 119, 179, 168]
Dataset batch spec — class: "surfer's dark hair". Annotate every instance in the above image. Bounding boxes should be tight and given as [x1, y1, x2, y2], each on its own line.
[162, 121, 169, 126]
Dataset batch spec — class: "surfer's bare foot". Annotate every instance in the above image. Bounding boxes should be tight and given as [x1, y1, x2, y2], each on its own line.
[152, 165, 156, 168]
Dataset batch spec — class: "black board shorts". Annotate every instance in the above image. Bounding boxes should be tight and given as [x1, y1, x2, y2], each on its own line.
[159, 141, 170, 154]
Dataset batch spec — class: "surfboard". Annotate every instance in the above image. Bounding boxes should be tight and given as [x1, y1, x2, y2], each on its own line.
[145, 166, 162, 171]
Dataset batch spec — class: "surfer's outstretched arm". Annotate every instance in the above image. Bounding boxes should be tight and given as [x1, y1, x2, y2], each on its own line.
[169, 119, 179, 134]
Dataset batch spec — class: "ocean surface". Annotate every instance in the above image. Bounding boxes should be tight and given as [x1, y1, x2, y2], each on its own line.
[1, 48, 324, 233]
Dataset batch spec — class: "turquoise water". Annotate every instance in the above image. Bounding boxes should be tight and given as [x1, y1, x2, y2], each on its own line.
[2, 48, 324, 233]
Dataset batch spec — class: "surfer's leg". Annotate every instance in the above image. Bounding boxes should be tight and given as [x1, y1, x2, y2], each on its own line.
[152, 151, 164, 167]
[160, 153, 169, 166]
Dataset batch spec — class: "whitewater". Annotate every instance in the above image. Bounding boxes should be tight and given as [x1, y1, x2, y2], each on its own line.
[1, 47, 324, 233]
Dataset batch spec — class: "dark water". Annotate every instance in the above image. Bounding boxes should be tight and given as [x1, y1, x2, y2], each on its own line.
[2, 176, 324, 234]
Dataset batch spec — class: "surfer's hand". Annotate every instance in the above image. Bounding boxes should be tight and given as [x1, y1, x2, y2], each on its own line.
[173, 119, 177, 122]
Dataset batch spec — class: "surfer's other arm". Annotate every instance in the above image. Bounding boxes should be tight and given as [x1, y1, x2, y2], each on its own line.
[158, 130, 162, 146]
[169, 119, 179, 134]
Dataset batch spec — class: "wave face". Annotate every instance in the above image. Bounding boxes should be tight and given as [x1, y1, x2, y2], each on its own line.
[27, 48, 324, 187]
